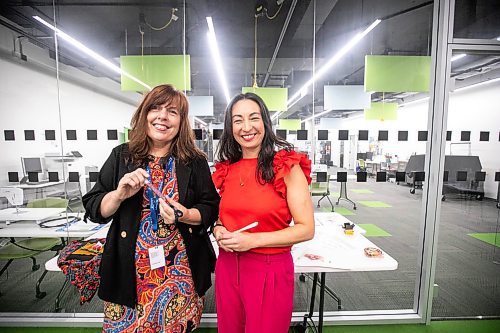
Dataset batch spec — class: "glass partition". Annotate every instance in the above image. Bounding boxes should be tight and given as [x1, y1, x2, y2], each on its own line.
[0, 2, 76, 313]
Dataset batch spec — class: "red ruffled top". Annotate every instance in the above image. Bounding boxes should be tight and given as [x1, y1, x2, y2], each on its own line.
[212, 149, 311, 254]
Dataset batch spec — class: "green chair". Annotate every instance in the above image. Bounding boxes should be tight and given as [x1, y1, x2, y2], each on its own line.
[310, 172, 334, 212]
[0, 197, 67, 299]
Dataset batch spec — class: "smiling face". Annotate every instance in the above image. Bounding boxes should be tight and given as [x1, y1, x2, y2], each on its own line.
[231, 99, 265, 158]
[146, 102, 180, 154]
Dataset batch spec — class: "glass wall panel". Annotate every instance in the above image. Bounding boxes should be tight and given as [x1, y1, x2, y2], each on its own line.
[453, 0, 500, 40]
[0, 2, 74, 313]
[291, 0, 434, 316]
[432, 48, 500, 318]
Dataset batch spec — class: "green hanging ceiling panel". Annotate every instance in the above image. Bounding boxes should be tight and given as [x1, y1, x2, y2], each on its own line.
[364, 102, 398, 121]
[278, 119, 301, 130]
[241, 87, 288, 111]
[120, 55, 191, 92]
[365, 55, 431, 92]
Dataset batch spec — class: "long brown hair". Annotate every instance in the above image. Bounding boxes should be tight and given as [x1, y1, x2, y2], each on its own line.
[128, 84, 204, 165]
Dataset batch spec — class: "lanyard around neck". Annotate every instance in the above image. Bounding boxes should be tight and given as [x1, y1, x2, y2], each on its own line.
[146, 157, 174, 231]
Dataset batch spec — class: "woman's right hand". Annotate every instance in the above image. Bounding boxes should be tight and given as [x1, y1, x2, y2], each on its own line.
[115, 168, 150, 201]
[213, 224, 233, 253]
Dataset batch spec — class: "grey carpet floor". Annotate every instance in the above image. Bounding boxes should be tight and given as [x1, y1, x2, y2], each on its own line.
[1, 177, 499, 318]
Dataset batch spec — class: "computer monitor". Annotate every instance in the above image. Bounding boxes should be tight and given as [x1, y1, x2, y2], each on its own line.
[21, 157, 46, 182]
[357, 152, 367, 160]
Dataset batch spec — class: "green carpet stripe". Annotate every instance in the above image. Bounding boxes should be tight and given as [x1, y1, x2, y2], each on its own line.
[357, 223, 392, 237]
[321, 207, 355, 215]
[351, 189, 374, 194]
[468, 233, 500, 247]
[358, 200, 392, 208]
[2, 320, 500, 333]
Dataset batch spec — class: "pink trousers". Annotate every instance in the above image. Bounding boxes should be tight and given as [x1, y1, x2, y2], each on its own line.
[215, 250, 294, 333]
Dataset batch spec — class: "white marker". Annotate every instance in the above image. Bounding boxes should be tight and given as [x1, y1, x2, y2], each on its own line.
[234, 221, 259, 233]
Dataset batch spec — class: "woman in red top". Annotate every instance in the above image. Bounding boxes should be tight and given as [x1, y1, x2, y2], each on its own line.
[211, 92, 314, 333]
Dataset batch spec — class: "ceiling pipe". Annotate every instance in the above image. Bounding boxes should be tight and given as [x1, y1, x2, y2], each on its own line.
[261, 0, 297, 87]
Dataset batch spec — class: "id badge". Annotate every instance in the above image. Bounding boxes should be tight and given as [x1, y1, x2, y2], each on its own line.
[148, 245, 166, 270]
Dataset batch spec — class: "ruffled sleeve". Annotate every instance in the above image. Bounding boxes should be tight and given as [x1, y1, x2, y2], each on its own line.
[211, 161, 230, 194]
[273, 150, 312, 198]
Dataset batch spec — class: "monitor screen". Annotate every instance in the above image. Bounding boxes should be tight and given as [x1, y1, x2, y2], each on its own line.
[317, 130, 328, 140]
[357, 153, 367, 160]
[297, 130, 308, 140]
[213, 129, 223, 140]
[21, 157, 43, 175]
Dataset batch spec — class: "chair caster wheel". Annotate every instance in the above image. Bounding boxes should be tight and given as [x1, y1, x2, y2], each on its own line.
[36, 291, 47, 299]
[32, 264, 40, 271]
[299, 274, 306, 282]
[410, 189, 415, 194]
[353, 206, 357, 210]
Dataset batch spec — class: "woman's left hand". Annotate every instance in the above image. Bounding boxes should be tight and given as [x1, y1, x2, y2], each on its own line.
[159, 197, 188, 224]
[218, 232, 256, 252]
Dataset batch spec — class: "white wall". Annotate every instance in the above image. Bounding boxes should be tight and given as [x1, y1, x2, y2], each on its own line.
[317, 81, 500, 198]
[0, 25, 141, 186]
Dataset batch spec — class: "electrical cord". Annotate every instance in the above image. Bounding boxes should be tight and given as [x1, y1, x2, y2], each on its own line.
[145, 8, 177, 31]
[266, 2, 283, 20]
[38, 216, 81, 228]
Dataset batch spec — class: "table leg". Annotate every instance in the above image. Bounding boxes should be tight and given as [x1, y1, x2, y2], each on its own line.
[302, 273, 318, 330]
[318, 272, 326, 333]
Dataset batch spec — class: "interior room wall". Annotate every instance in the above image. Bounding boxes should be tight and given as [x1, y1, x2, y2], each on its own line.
[0, 25, 141, 186]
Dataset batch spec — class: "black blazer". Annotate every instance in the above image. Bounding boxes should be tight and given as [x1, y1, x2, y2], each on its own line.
[82, 143, 220, 308]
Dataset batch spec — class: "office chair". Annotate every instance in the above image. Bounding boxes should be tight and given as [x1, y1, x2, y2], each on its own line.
[0, 197, 67, 299]
[310, 172, 334, 212]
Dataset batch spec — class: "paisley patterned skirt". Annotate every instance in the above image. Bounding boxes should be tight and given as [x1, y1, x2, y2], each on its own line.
[102, 219, 203, 333]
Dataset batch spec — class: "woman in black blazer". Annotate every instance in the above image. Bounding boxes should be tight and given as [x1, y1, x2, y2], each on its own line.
[82, 84, 219, 333]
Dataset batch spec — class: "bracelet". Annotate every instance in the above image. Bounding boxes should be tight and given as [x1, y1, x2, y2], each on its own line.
[210, 223, 224, 234]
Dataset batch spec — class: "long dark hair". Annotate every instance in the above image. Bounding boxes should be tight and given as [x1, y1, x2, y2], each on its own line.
[216, 93, 293, 184]
[128, 84, 204, 166]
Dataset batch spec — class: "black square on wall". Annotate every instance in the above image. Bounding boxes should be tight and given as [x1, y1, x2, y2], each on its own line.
[479, 131, 489, 141]
[318, 130, 328, 140]
[396, 172, 406, 182]
[460, 131, 470, 141]
[213, 129, 223, 140]
[8, 172, 19, 182]
[495, 172, 500, 182]
[338, 130, 349, 140]
[28, 172, 39, 182]
[443, 170, 449, 182]
[446, 131, 452, 141]
[68, 172, 80, 182]
[336, 172, 347, 182]
[107, 129, 118, 140]
[66, 130, 77, 140]
[276, 129, 287, 140]
[4, 130, 15, 141]
[398, 131, 408, 141]
[456, 171, 468, 181]
[358, 130, 368, 141]
[193, 129, 203, 140]
[87, 130, 98, 140]
[89, 172, 99, 182]
[357, 172, 367, 182]
[475, 171, 486, 181]
[48, 172, 59, 182]
[418, 131, 428, 141]
[378, 130, 388, 141]
[45, 130, 56, 140]
[24, 130, 35, 141]
[376, 172, 387, 182]
[297, 130, 308, 140]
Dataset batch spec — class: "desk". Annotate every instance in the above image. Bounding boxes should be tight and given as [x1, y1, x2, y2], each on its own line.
[0, 208, 66, 224]
[292, 212, 398, 332]
[8, 181, 65, 189]
[0, 218, 105, 238]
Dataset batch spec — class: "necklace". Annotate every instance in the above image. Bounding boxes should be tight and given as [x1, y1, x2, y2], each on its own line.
[239, 169, 253, 187]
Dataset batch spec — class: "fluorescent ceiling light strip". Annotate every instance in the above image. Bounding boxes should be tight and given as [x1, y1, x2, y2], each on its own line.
[272, 19, 381, 121]
[451, 53, 466, 62]
[301, 109, 334, 123]
[206, 17, 231, 104]
[33, 15, 151, 91]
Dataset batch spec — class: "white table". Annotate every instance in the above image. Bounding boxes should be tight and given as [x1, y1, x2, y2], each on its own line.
[0, 207, 66, 225]
[293, 212, 397, 332]
[0, 217, 106, 238]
